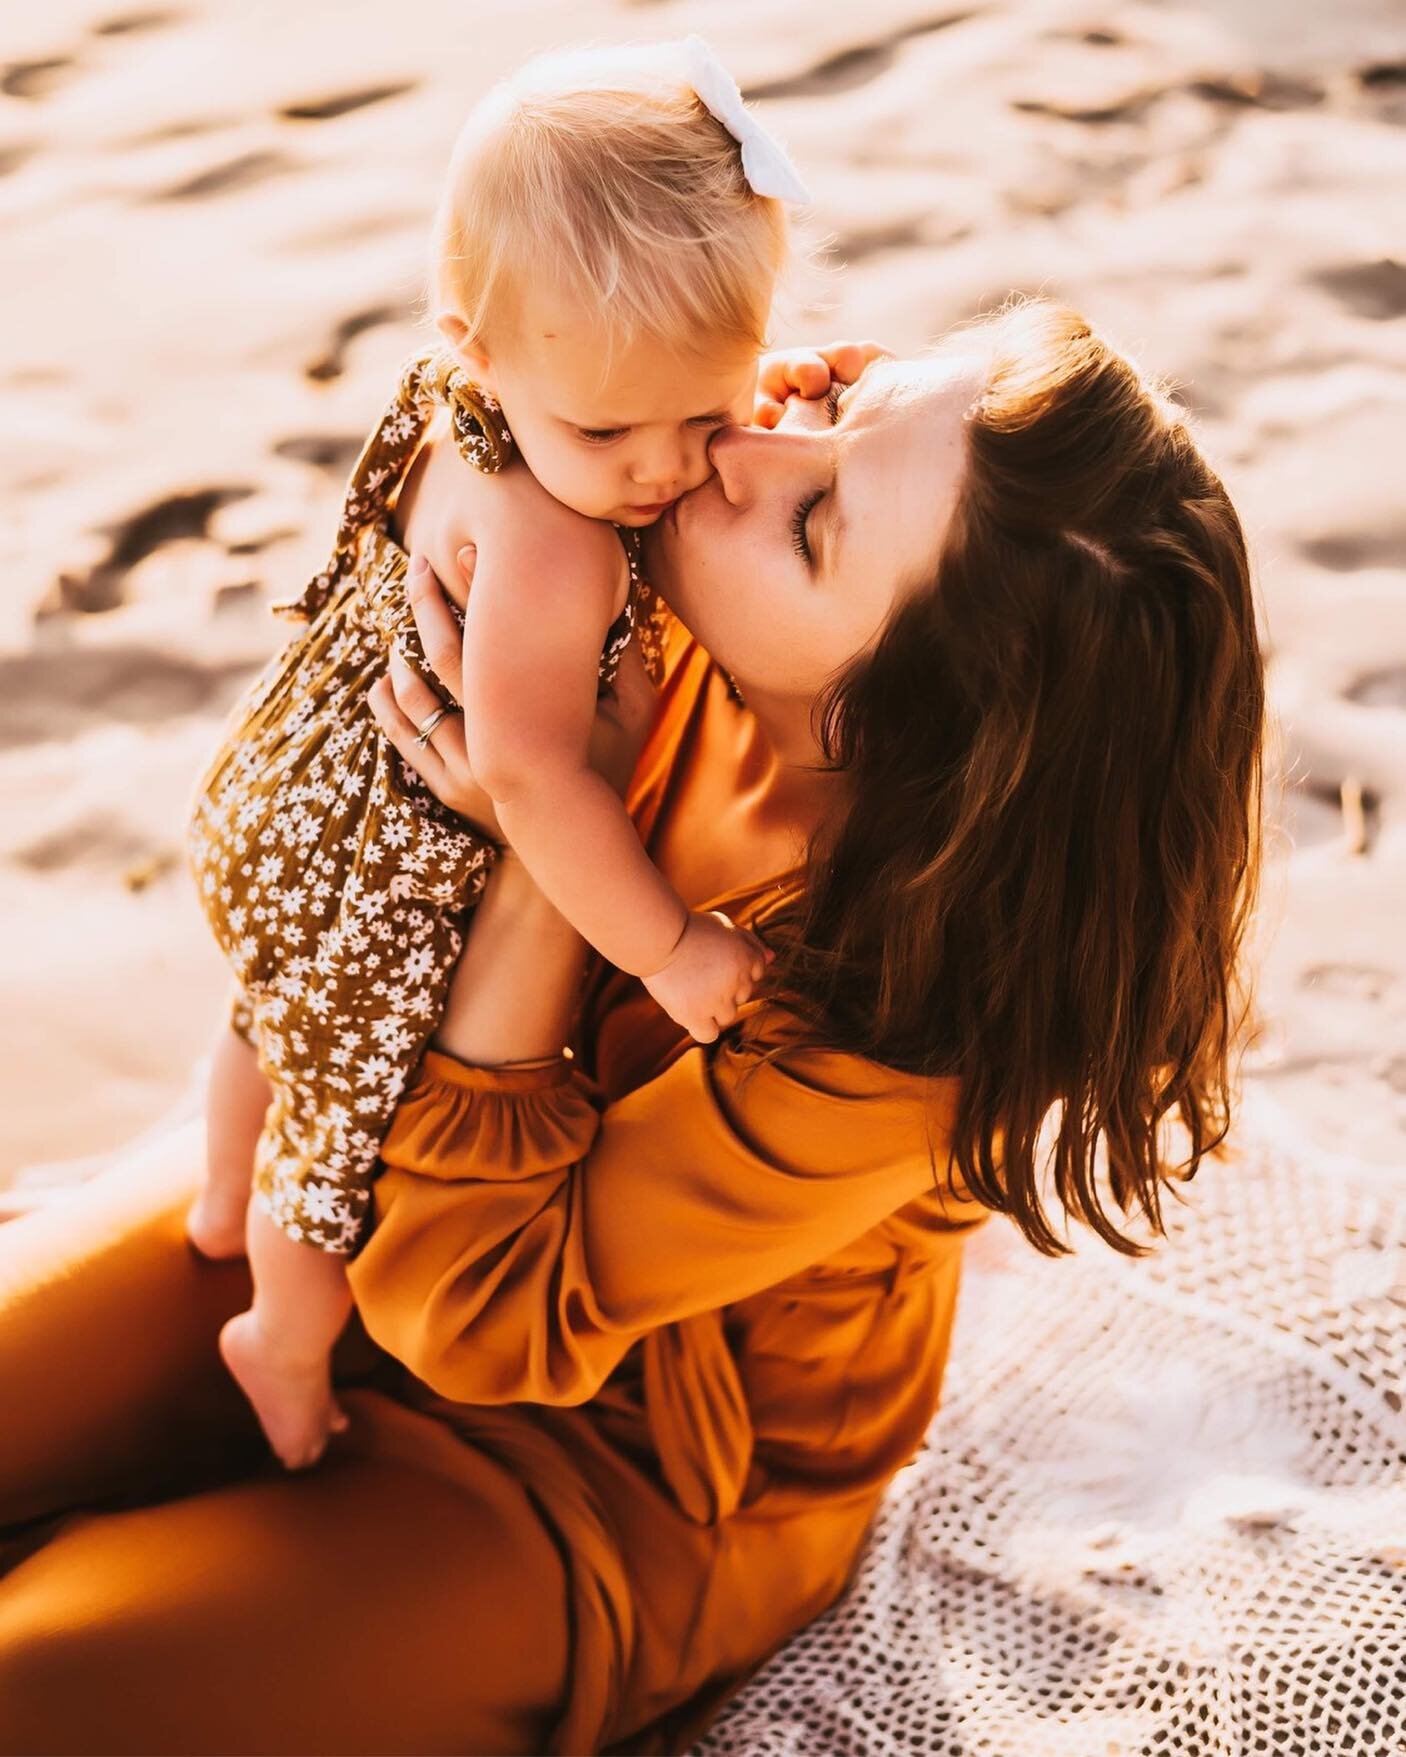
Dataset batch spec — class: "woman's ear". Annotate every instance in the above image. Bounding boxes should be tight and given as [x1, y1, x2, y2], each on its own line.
[435, 311, 494, 389]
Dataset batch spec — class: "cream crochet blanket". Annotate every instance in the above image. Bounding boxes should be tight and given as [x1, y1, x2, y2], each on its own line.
[700, 1096, 1406, 1756]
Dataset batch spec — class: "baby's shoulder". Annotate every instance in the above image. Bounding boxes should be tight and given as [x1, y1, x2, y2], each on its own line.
[513, 494, 630, 604]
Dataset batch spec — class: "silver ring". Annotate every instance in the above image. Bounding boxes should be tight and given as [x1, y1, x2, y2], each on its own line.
[413, 703, 458, 748]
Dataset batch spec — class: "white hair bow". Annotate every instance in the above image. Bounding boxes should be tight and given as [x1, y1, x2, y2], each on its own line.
[683, 35, 811, 205]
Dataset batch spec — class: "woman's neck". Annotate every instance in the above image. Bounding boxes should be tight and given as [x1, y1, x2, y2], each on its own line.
[732, 678, 841, 849]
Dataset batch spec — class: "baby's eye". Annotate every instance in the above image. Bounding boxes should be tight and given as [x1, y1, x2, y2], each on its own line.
[686, 413, 732, 430]
[577, 427, 627, 446]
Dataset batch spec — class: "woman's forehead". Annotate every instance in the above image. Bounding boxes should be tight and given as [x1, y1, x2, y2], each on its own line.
[832, 351, 981, 581]
[848, 348, 986, 426]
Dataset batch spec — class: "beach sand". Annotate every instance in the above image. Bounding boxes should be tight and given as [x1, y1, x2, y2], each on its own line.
[2, 0, 1403, 1181]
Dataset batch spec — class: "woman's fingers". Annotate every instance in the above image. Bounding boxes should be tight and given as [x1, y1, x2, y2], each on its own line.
[405, 553, 466, 705]
[370, 650, 505, 837]
[369, 651, 461, 790]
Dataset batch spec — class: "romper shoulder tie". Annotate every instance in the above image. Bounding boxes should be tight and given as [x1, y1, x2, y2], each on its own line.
[272, 350, 513, 624]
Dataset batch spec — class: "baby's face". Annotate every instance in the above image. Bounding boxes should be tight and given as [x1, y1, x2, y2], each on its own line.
[463, 288, 760, 527]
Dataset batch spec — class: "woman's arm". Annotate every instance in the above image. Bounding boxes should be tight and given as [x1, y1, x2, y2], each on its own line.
[370, 553, 658, 1064]
[348, 1016, 981, 1408]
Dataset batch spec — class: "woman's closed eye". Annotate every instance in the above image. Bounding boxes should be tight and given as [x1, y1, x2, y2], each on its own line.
[790, 384, 846, 564]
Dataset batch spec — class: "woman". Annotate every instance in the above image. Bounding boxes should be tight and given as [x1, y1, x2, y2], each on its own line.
[0, 303, 1264, 1755]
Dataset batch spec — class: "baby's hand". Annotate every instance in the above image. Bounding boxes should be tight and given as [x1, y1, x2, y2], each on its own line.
[643, 910, 769, 1044]
[753, 339, 891, 429]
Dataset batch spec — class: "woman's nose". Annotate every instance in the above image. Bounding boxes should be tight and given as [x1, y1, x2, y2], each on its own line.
[707, 422, 815, 507]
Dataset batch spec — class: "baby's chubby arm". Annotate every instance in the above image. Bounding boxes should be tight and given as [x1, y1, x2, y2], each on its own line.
[462, 514, 681, 958]
[463, 512, 763, 1040]
[463, 515, 764, 1039]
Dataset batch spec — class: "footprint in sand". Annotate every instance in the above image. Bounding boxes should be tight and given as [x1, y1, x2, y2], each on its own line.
[1188, 71, 1324, 111]
[13, 812, 162, 876]
[304, 304, 413, 383]
[1299, 964, 1396, 1004]
[90, 10, 183, 35]
[1346, 669, 1406, 712]
[1311, 259, 1406, 323]
[1012, 90, 1155, 125]
[277, 83, 415, 123]
[0, 645, 260, 748]
[1298, 522, 1406, 572]
[744, 14, 975, 102]
[0, 58, 80, 101]
[831, 220, 926, 266]
[3, 12, 181, 103]
[44, 485, 253, 615]
[147, 150, 297, 203]
[273, 434, 363, 476]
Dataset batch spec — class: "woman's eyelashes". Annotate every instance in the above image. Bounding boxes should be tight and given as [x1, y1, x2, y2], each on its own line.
[790, 385, 845, 564]
[791, 490, 823, 563]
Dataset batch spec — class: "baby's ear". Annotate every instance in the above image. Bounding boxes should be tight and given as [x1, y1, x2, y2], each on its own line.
[435, 311, 493, 385]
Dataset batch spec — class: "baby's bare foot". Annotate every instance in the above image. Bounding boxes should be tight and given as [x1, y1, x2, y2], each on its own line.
[185, 1190, 249, 1260]
[219, 1311, 350, 1470]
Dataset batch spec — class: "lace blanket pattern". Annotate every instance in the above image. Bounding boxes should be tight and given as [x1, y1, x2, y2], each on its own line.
[700, 1100, 1406, 1756]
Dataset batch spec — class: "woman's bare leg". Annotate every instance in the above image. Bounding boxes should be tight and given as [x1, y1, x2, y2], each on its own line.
[186, 1023, 269, 1260]
[0, 1392, 571, 1757]
[219, 1203, 353, 1470]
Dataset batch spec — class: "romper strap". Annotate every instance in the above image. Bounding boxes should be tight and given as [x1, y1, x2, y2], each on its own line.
[272, 350, 514, 624]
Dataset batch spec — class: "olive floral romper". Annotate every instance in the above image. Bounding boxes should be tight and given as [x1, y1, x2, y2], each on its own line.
[188, 352, 647, 1254]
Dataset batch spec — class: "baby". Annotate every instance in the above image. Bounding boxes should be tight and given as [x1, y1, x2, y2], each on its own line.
[185, 39, 807, 1467]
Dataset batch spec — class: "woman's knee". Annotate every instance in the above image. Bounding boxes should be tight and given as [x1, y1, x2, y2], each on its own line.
[0, 1604, 119, 1756]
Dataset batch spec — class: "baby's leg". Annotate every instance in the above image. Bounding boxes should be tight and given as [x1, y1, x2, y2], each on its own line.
[219, 1203, 352, 1470]
[186, 1022, 270, 1260]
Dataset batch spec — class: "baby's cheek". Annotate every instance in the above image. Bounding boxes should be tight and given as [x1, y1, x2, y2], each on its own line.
[678, 458, 714, 496]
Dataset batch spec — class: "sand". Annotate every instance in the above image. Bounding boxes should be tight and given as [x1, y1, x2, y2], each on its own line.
[2, 0, 1403, 1182]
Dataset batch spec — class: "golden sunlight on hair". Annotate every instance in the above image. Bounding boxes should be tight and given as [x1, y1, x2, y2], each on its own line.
[432, 43, 790, 360]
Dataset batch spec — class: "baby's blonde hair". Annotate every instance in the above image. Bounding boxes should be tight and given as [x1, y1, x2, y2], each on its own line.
[433, 42, 790, 362]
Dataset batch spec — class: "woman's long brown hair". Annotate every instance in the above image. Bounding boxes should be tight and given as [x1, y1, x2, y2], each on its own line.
[770, 302, 1266, 1257]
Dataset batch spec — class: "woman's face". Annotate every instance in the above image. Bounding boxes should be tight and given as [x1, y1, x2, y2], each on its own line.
[645, 346, 985, 699]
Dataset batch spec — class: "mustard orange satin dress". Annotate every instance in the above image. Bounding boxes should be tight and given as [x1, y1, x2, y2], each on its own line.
[0, 619, 989, 1756]
[347, 620, 992, 1751]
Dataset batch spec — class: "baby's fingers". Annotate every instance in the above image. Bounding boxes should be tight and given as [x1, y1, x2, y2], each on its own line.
[818, 339, 891, 384]
[754, 349, 839, 428]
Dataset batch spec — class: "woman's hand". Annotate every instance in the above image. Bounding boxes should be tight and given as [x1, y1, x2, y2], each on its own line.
[369, 554, 502, 836]
[752, 339, 891, 429]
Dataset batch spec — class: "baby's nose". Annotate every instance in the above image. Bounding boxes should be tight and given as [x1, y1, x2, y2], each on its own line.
[633, 437, 688, 492]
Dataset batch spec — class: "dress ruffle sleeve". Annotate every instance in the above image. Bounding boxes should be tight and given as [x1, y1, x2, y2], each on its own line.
[377, 1049, 601, 1183]
[349, 1021, 977, 1416]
